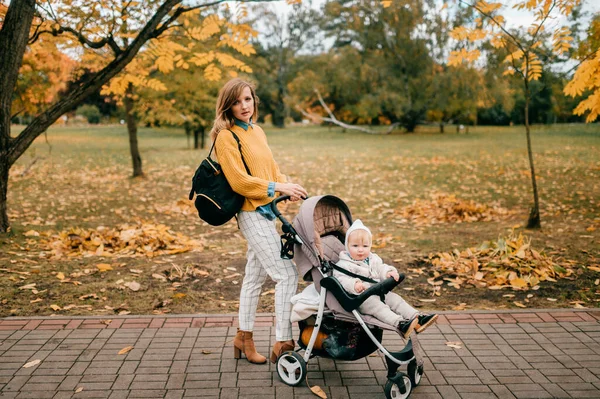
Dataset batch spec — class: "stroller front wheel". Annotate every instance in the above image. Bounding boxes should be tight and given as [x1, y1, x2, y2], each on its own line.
[276, 351, 306, 387]
[384, 372, 412, 399]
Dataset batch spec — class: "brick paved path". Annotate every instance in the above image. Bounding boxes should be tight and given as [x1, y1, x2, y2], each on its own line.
[1, 310, 599, 399]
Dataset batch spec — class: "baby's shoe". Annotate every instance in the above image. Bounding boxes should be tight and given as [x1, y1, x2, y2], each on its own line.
[416, 313, 438, 333]
[397, 316, 419, 339]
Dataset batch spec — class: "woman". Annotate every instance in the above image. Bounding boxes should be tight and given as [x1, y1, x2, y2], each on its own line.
[210, 78, 308, 364]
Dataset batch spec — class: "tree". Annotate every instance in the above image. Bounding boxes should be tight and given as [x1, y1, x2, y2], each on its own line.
[449, 0, 581, 228]
[98, 8, 254, 176]
[249, 3, 321, 127]
[137, 68, 224, 150]
[427, 64, 484, 132]
[314, 0, 437, 132]
[11, 34, 76, 122]
[0, 0, 271, 233]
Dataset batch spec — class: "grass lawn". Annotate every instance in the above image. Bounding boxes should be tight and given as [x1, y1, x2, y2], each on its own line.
[1, 123, 599, 317]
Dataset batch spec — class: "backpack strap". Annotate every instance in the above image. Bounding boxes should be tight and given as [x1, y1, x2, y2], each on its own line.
[226, 129, 251, 176]
[207, 129, 250, 175]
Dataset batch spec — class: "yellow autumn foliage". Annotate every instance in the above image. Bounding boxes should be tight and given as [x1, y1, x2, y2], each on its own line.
[564, 18, 600, 122]
[449, 0, 579, 87]
[428, 232, 574, 290]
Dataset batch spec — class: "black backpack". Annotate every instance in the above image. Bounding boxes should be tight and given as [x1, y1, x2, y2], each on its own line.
[188, 129, 250, 226]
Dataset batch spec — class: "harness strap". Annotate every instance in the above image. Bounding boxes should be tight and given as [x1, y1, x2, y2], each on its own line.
[330, 263, 379, 284]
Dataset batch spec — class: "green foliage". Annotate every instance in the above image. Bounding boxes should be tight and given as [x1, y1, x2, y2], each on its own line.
[76, 104, 102, 124]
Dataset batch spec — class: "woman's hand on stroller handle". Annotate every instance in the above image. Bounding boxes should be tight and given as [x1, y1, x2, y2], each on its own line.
[274, 182, 308, 202]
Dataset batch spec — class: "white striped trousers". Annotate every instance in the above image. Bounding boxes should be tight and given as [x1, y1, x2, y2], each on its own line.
[237, 211, 298, 341]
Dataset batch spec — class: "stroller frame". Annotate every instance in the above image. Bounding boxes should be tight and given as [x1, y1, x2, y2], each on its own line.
[271, 196, 424, 399]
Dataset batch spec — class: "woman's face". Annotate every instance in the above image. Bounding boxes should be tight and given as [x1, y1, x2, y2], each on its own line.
[231, 86, 254, 123]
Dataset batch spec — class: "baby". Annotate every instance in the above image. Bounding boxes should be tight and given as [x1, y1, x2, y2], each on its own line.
[333, 219, 437, 338]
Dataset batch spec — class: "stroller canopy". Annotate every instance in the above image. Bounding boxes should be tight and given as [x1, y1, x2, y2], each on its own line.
[293, 195, 352, 281]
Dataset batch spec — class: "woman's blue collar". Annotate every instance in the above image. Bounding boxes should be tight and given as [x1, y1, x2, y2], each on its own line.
[234, 118, 253, 131]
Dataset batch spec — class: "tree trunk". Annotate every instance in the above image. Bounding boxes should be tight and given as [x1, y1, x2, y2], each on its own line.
[439, 123, 444, 134]
[0, 0, 37, 232]
[184, 122, 191, 149]
[124, 84, 143, 178]
[200, 126, 206, 149]
[193, 128, 199, 149]
[0, 158, 9, 232]
[524, 82, 541, 228]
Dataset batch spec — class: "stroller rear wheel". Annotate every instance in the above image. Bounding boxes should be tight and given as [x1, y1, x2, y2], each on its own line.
[407, 360, 423, 387]
[384, 372, 412, 399]
[276, 351, 306, 387]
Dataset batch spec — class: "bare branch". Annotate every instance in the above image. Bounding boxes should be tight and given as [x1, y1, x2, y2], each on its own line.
[295, 89, 394, 135]
[56, 25, 123, 55]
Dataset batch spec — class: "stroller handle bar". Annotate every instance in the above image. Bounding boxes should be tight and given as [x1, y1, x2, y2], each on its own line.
[270, 195, 292, 218]
[270, 195, 305, 256]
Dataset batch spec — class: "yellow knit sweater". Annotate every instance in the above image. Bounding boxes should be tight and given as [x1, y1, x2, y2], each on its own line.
[214, 124, 287, 211]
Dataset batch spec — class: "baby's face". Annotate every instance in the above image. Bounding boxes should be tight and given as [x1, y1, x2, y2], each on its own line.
[347, 230, 371, 261]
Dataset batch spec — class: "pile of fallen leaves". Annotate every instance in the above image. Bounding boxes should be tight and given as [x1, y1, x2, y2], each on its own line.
[427, 232, 574, 290]
[398, 194, 511, 225]
[38, 222, 203, 259]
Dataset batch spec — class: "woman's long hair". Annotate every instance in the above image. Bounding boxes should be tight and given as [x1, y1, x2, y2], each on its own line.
[209, 78, 260, 142]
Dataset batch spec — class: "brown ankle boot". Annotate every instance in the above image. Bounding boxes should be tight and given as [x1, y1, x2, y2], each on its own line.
[270, 339, 295, 363]
[233, 330, 266, 364]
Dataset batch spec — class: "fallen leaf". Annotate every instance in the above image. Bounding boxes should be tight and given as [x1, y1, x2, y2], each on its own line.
[23, 359, 41, 368]
[547, 298, 557, 302]
[56, 272, 65, 280]
[50, 304, 61, 311]
[124, 281, 141, 291]
[261, 289, 275, 296]
[513, 301, 527, 308]
[97, 264, 113, 272]
[445, 341, 462, 349]
[510, 278, 528, 289]
[79, 294, 99, 300]
[152, 273, 167, 281]
[309, 384, 328, 399]
[173, 293, 186, 299]
[202, 350, 212, 354]
[130, 269, 143, 274]
[75, 387, 83, 393]
[588, 266, 600, 273]
[30, 298, 43, 303]
[502, 294, 515, 298]
[418, 298, 436, 303]
[118, 346, 134, 355]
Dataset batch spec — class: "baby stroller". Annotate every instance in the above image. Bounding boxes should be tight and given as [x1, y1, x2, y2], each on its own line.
[270, 195, 425, 399]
